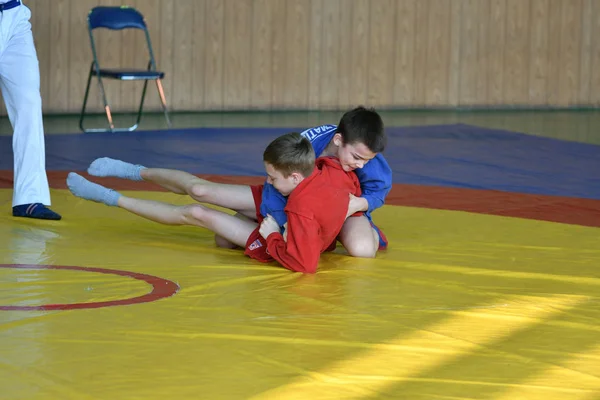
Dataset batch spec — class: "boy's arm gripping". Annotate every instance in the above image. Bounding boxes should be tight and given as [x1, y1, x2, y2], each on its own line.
[355, 154, 393, 213]
[265, 213, 322, 274]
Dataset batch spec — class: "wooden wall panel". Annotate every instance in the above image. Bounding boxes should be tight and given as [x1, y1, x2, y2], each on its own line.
[558, 0, 582, 106]
[546, 0, 563, 105]
[305, 0, 322, 109]
[172, 0, 195, 110]
[347, 0, 370, 107]
[504, 0, 530, 104]
[68, 0, 97, 112]
[249, 0, 273, 109]
[204, 0, 224, 110]
[459, 0, 478, 105]
[270, 0, 287, 108]
[529, 0, 549, 105]
[283, 0, 310, 108]
[591, 0, 600, 104]
[392, 0, 416, 106]
[447, 0, 461, 106]
[487, 0, 507, 105]
[424, 0, 452, 105]
[5, 0, 599, 117]
[189, 1, 206, 110]
[367, 0, 396, 107]
[224, 0, 252, 108]
[475, 0, 490, 104]
[579, 0, 593, 104]
[48, 0, 70, 112]
[320, 0, 342, 109]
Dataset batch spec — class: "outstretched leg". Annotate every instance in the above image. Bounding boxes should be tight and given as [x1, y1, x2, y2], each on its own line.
[214, 212, 255, 249]
[67, 172, 256, 248]
[67, 172, 121, 206]
[88, 157, 256, 217]
[117, 198, 256, 247]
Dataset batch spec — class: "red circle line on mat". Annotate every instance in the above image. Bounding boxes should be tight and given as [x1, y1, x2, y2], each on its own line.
[0, 264, 179, 311]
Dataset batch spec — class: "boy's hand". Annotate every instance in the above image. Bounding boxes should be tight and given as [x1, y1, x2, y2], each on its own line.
[259, 214, 280, 240]
[346, 194, 368, 218]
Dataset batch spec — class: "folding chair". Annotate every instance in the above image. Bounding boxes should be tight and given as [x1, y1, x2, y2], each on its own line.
[79, 6, 172, 133]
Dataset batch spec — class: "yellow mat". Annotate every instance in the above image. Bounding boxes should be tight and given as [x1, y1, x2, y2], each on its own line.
[1, 188, 599, 399]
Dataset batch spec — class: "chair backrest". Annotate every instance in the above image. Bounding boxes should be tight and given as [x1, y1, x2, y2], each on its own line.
[88, 6, 146, 30]
[86, 6, 158, 71]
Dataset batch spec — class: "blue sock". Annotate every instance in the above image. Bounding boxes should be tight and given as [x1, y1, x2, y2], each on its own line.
[67, 173, 121, 206]
[88, 157, 145, 181]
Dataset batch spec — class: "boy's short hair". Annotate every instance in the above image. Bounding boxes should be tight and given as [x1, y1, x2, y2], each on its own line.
[263, 132, 316, 178]
[337, 106, 386, 153]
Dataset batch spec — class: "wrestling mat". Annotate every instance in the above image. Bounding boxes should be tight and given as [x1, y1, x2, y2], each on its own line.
[0, 123, 599, 399]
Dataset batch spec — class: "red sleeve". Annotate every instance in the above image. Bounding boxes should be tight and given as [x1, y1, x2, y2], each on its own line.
[265, 212, 322, 274]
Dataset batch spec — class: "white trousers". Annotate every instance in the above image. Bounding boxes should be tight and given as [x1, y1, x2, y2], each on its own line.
[0, 2, 50, 207]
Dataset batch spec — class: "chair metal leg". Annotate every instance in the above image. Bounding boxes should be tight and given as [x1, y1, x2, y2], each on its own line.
[80, 65, 126, 133]
[133, 79, 150, 130]
[79, 63, 94, 132]
[130, 60, 154, 131]
[155, 79, 172, 128]
[96, 75, 115, 132]
[104, 104, 115, 130]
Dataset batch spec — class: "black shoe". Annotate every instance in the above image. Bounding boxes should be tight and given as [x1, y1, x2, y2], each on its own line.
[12, 203, 62, 220]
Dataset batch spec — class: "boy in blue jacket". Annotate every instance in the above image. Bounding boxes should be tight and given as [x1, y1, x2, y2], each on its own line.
[259, 106, 391, 257]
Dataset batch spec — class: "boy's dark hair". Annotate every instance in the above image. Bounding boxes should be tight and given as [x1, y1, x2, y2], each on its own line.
[263, 132, 315, 178]
[337, 106, 386, 153]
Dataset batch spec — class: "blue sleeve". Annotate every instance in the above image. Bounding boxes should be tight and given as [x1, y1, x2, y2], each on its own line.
[259, 182, 288, 228]
[300, 124, 336, 156]
[354, 153, 392, 214]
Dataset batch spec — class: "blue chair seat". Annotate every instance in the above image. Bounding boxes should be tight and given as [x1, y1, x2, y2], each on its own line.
[95, 68, 165, 80]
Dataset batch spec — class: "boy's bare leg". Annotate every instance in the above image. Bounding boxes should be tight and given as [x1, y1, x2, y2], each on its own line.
[141, 167, 256, 217]
[117, 197, 256, 248]
[139, 167, 208, 195]
[215, 212, 255, 249]
[87, 157, 256, 217]
[338, 215, 379, 258]
[67, 172, 256, 247]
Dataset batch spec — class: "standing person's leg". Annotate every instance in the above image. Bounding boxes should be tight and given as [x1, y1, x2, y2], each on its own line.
[88, 157, 257, 218]
[0, 4, 60, 220]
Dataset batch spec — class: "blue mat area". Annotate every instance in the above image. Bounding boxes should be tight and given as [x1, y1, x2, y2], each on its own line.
[386, 124, 600, 199]
[1, 123, 599, 199]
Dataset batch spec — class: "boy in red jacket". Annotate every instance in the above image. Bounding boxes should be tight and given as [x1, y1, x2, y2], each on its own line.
[67, 132, 361, 273]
